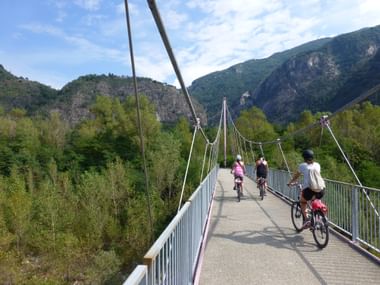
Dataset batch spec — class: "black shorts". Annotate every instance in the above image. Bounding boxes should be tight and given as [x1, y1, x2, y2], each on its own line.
[303, 188, 325, 201]
[256, 173, 267, 179]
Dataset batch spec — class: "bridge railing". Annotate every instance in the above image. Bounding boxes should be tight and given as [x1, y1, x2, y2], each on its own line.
[123, 165, 219, 285]
[262, 168, 380, 255]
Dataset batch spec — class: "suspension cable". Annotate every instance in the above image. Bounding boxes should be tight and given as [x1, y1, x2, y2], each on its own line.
[277, 139, 292, 177]
[124, 0, 153, 236]
[249, 142, 256, 163]
[243, 137, 248, 163]
[178, 124, 199, 212]
[207, 143, 214, 173]
[321, 116, 379, 217]
[200, 143, 209, 183]
[147, 0, 208, 142]
[259, 143, 264, 158]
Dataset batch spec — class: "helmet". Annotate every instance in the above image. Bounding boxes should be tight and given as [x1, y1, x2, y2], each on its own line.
[302, 149, 314, 160]
[236, 154, 242, 161]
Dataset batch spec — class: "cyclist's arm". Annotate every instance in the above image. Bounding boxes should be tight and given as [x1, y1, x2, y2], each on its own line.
[288, 171, 301, 186]
[231, 162, 235, 174]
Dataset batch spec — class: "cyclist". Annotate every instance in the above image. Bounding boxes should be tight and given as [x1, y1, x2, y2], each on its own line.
[231, 154, 246, 195]
[287, 149, 325, 228]
[255, 155, 269, 195]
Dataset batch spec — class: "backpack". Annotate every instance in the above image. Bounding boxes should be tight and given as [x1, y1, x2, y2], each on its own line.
[308, 168, 325, 192]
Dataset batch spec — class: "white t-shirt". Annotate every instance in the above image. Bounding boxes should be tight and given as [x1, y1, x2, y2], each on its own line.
[298, 162, 321, 190]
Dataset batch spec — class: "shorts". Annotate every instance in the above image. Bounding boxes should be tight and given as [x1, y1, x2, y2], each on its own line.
[234, 175, 244, 181]
[303, 188, 325, 201]
[256, 173, 267, 179]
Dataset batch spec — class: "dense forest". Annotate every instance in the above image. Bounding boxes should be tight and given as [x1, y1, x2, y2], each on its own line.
[0, 93, 379, 283]
[0, 95, 211, 284]
[232, 102, 380, 188]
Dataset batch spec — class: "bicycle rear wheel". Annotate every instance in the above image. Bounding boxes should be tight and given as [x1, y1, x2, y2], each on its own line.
[237, 184, 241, 202]
[259, 184, 264, 200]
[312, 211, 329, 248]
[291, 202, 304, 232]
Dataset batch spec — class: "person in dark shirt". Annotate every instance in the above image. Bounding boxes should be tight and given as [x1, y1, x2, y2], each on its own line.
[255, 155, 269, 194]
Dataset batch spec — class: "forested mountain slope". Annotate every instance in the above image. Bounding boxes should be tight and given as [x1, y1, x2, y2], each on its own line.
[0, 66, 207, 125]
[189, 25, 380, 124]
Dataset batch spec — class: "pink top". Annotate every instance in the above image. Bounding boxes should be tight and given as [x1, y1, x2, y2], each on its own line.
[232, 161, 245, 177]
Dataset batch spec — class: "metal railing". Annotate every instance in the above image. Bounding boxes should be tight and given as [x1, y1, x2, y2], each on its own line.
[267, 168, 380, 255]
[123, 166, 219, 285]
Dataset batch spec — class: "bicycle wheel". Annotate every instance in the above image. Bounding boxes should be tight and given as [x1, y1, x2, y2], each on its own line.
[312, 211, 329, 248]
[237, 184, 241, 202]
[291, 202, 304, 232]
[259, 184, 264, 200]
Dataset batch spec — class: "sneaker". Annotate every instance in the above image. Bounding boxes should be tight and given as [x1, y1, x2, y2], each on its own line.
[302, 219, 311, 229]
[233, 186, 236, 190]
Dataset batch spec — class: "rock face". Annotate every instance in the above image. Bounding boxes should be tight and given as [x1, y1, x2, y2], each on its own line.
[248, 26, 380, 124]
[0, 68, 207, 126]
[54, 75, 207, 126]
[190, 25, 380, 125]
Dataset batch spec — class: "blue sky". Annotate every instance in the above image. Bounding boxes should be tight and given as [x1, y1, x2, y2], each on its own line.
[1, 0, 380, 90]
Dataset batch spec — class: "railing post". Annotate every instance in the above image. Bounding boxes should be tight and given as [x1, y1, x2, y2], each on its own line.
[352, 186, 359, 243]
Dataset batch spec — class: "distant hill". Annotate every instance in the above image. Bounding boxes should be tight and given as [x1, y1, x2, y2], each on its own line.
[0, 66, 206, 125]
[189, 25, 380, 124]
[0, 64, 57, 113]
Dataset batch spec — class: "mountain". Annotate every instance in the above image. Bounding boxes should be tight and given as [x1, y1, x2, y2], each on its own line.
[0, 67, 206, 125]
[51, 74, 207, 125]
[189, 25, 380, 124]
[0, 64, 57, 113]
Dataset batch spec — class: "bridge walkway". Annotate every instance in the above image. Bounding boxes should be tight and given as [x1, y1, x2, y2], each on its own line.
[197, 169, 380, 285]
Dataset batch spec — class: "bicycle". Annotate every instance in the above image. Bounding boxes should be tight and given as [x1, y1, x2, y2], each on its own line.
[257, 177, 266, 200]
[289, 182, 329, 249]
[234, 176, 243, 202]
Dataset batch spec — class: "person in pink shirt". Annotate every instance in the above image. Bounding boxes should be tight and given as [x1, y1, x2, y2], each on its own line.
[231, 154, 246, 195]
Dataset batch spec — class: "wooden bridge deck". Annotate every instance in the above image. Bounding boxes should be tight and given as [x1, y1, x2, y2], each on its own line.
[196, 169, 380, 285]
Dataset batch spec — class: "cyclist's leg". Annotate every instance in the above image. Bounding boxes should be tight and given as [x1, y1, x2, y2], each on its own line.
[240, 176, 244, 195]
[262, 174, 268, 192]
[302, 188, 314, 227]
[300, 188, 312, 218]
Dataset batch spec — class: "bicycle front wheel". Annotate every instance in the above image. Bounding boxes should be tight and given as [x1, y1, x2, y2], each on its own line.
[291, 202, 304, 232]
[312, 211, 329, 248]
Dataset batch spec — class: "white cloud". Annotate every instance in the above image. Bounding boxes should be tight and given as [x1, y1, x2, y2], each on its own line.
[157, 0, 322, 86]
[74, 0, 102, 11]
[134, 55, 173, 83]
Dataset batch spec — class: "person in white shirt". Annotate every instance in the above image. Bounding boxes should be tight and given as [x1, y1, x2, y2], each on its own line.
[287, 149, 325, 228]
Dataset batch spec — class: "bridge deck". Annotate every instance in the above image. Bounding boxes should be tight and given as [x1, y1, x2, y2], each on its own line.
[197, 169, 380, 285]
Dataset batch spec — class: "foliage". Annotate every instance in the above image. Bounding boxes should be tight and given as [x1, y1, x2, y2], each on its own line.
[0, 82, 379, 283]
[0, 94, 211, 283]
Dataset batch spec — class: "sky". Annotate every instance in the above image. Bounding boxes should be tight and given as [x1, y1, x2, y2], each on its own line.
[1, 0, 380, 90]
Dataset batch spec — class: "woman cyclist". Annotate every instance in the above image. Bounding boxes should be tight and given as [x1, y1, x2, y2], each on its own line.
[287, 149, 325, 228]
[231, 154, 246, 195]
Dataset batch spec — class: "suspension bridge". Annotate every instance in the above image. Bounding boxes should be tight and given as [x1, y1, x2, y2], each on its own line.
[122, 1, 380, 284]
